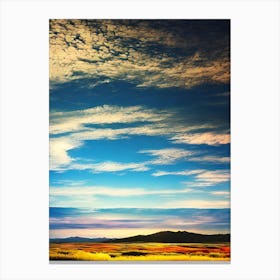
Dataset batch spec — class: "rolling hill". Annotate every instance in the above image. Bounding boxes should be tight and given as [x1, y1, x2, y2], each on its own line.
[106, 231, 230, 243]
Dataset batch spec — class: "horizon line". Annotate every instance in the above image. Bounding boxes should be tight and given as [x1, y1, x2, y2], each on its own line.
[50, 207, 230, 210]
[49, 230, 231, 240]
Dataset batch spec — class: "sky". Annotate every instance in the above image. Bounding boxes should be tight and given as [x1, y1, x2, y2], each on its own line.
[49, 19, 230, 238]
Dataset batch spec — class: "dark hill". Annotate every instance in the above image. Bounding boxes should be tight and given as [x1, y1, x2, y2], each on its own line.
[106, 231, 230, 243]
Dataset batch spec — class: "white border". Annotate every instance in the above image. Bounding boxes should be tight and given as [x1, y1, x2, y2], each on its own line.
[0, 0, 279, 279]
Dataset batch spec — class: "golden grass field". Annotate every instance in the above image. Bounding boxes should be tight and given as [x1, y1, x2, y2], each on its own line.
[49, 242, 230, 261]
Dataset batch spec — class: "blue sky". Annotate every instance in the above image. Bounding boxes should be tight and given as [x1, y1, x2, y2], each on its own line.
[49, 20, 230, 238]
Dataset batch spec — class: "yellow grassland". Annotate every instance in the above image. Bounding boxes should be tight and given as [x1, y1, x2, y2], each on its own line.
[50, 242, 230, 261]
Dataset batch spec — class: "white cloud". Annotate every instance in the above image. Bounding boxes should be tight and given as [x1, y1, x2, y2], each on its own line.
[49, 134, 151, 172]
[49, 137, 82, 170]
[50, 105, 171, 135]
[211, 191, 230, 196]
[171, 132, 230, 145]
[166, 199, 230, 209]
[140, 148, 230, 166]
[50, 185, 193, 197]
[184, 182, 218, 187]
[195, 170, 230, 184]
[152, 169, 205, 177]
[152, 169, 230, 187]
[50, 105, 213, 138]
[51, 160, 150, 173]
[49, 105, 225, 171]
[90, 161, 149, 173]
[190, 156, 230, 163]
[139, 148, 194, 165]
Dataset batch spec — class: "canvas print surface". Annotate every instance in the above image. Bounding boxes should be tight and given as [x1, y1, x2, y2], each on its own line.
[49, 19, 230, 261]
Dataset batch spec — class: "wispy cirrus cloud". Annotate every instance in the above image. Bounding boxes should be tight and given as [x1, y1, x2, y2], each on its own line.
[50, 105, 171, 135]
[50, 105, 212, 137]
[170, 132, 230, 145]
[211, 191, 230, 196]
[49, 208, 230, 237]
[153, 169, 230, 187]
[195, 170, 230, 184]
[166, 199, 230, 209]
[51, 160, 150, 173]
[190, 156, 230, 163]
[139, 148, 194, 165]
[50, 185, 195, 198]
[152, 169, 205, 177]
[49, 135, 230, 172]
[50, 105, 227, 171]
[49, 19, 230, 89]
[139, 148, 230, 165]
[74, 161, 149, 173]
[50, 186, 230, 212]
[49, 214, 225, 230]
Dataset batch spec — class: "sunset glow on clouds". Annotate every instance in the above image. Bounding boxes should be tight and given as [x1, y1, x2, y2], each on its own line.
[49, 19, 230, 238]
[49, 20, 230, 88]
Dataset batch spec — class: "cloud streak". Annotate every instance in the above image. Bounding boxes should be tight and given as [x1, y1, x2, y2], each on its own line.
[190, 156, 230, 163]
[167, 199, 230, 209]
[50, 105, 171, 135]
[153, 169, 230, 187]
[50, 185, 194, 197]
[171, 132, 230, 145]
[49, 207, 230, 236]
[152, 169, 205, 177]
[49, 105, 228, 171]
[139, 148, 194, 165]
[195, 170, 230, 184]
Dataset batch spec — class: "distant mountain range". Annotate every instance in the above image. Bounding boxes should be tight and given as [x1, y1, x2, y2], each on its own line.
[50, 236, 111, 243]
[50, 231, 230, 243]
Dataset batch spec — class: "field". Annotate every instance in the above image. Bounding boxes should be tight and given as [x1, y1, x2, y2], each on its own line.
[49, 242, 230, 261]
